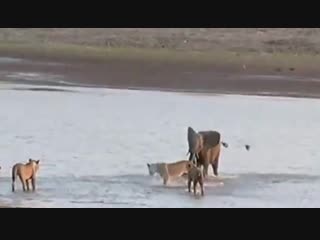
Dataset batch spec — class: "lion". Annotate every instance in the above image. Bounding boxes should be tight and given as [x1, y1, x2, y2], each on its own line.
[12, 159, 40, 192]
[147, 160, 192, 185]
[187, 161, 204, 196]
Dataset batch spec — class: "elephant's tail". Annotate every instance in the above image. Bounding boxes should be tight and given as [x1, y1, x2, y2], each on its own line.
[221, 141, 251, 151]
[221, 141, 229, 148]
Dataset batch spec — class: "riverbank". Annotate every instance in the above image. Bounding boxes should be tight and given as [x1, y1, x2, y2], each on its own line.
[1, 29, 320, 98]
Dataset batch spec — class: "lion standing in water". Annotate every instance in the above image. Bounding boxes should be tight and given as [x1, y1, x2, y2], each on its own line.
[12, 159, 40, 192]
[187, 161, 204, 196]
[147, 160, 191, 185]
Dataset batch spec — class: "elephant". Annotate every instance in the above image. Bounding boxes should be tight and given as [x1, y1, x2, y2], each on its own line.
[187, 127, 229, 178]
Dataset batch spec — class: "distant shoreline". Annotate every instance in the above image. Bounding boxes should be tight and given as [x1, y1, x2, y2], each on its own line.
[3, 79, 320, 100]
[1, 42, 320, 99]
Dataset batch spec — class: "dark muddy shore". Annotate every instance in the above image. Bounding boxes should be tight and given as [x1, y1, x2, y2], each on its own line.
[1, 54, 320, 99]
[1, 28, 320, 98]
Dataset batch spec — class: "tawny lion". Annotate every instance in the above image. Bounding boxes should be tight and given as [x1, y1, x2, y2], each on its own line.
[12, 159, 40, 192]
[187, 161, 204, 196]
[147, 160, 192, 185]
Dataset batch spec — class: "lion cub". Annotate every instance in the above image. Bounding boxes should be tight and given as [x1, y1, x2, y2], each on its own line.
[12, 159, 40, 192]
[187, 161, 204, 196]
[147, 160, 190, 185]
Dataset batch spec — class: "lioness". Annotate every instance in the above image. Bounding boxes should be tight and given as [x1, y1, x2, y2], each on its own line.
[147, 160, 191, 185]
[12, 159, 40, 192]
[187, 161, 204, 196]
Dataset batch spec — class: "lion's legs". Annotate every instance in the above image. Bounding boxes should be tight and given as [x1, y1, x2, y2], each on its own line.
[163, 175, 169, 185]
[11, 181, 15, 192]
[193, 180, 198, 196]
[19, 175, 26, 192]
[26, 179, 30, 191]
[31, 177, 36, 191]
[188, 178, 192, 193]
[199, 179, 204, 196]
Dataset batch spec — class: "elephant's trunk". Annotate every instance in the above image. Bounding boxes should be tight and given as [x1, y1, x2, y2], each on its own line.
[186, 149, 190, 156]
[188, 151, 199, 163]
[189, 152, 196, 162]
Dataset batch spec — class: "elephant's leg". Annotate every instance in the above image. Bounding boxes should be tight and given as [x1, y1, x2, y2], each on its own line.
[203, 162, 209, 178]
[212, 146, 221, 176]
[197, 151, 208, 178]
[212, 161, 219, 177]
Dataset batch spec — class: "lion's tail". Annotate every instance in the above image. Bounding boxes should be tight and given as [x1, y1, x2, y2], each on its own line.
[11, 165, 17, 192]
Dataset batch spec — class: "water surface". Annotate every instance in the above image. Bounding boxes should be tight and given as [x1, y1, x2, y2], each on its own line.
[0, 84, 319, 208]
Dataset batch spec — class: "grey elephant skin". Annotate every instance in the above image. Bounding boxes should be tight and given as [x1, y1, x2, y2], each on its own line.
[187, 127, 229, 177]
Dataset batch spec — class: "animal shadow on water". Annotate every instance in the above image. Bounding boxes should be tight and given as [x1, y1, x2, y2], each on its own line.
[11, 159, 40, 193]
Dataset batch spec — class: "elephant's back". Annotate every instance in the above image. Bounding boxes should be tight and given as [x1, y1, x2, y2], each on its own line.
[199, 130, 221, 148]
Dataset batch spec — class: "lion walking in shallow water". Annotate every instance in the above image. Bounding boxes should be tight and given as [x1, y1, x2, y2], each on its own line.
[12, 159, 40, 192]
[187, 161, 204, 196]
[147, 160, 191, 185]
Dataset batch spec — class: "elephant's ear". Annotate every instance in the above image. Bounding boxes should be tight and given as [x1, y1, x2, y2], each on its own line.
[187, 127, 199, 153]
[199, 131, 221, 149]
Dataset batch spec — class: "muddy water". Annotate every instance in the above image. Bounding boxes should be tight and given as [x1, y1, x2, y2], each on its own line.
[0, 83, 320, 208]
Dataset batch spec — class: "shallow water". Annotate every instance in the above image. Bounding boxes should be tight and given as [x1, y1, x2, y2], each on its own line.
[0, 84, 320, 208]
